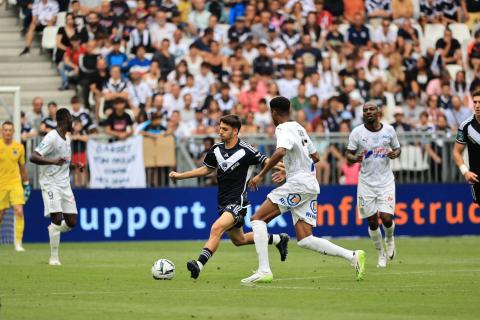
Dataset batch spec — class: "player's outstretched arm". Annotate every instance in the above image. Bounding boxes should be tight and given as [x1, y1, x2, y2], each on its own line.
[453, 142, 479, 184]
[30, 151, 65, 166]
[249, 147, 286, 190]
[169, 166, 215, 182]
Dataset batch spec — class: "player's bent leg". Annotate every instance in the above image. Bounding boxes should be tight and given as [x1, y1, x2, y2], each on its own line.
[295, 220, 366, 280]
[188, 212, 236, 279]
[12, 205, 25, 252]
[367, 213, 387, 268]
[48, 213, 63, 266]
[380, 212, 396, 260]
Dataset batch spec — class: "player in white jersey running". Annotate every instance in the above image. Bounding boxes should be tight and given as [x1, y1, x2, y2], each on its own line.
[346, 102, 401, 268]
[241, 96, 366, 283]
[30, 108, 84, 266]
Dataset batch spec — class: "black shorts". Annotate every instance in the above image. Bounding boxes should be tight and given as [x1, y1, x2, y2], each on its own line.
[35, 24, 46, 32]
[218, 203, 247, 230]
[471, 183, 480, 205]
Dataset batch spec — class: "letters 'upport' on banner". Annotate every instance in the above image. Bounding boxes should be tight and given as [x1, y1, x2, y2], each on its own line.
[87, 136, 147, 188]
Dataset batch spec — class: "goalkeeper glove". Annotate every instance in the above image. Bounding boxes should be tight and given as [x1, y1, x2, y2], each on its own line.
[23, 182, 31, 203]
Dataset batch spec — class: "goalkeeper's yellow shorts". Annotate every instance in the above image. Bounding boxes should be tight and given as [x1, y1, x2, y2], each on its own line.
[0, 186, 25, 210]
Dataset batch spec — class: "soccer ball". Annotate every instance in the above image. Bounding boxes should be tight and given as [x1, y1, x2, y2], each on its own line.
[151, 259, 175, 280]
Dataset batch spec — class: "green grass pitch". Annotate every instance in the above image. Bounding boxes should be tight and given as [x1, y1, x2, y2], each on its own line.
[1, 237, 480, 320]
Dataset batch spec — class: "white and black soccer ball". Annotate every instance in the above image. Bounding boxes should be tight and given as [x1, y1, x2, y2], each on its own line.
[151, 259, 175, 280]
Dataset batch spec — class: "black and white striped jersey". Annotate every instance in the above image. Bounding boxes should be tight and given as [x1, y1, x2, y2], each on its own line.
[203, 140, 267, 208]
[456, 115, 480, 175]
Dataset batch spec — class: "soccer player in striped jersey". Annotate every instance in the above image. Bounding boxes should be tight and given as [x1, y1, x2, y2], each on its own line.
[169, 115, 289, 279]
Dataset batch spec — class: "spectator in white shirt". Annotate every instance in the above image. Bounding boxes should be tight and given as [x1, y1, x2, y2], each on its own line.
[276, 65, 300, 99]
[372, 18, 397, 48]
[215, 83, 236, 113]
[163, 84, 185, 117]
[150, 10, 177, 50]
[128, 70, 153, 114]
[20, 0, 59, 55]
[170, 29, 191, 63]
[188, 0, 211, 35]
[194, 62, 216, 103]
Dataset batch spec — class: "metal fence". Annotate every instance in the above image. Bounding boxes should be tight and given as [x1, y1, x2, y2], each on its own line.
[24, 131, 465, 189]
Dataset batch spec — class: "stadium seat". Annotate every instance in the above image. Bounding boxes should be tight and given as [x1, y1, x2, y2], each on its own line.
[411, 0, 421, 19]
[144, 52, 154, 60]
[390, 145, 429, 171]
[423, 24, 445, 51]
[56, 12, 66, 27]
[383, 92, 396, 124]
[412, 23, 425, 53]
[338, 23, 349, 38]
[449, 23, 472, 45]
[41, 26, 59, 50]
[446, 64, 463, 79]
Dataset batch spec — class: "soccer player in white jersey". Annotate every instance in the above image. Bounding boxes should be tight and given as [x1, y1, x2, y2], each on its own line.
[241, 96, 366, 283]
[346, 101, 401, 268]
[30, 109, 84, 266]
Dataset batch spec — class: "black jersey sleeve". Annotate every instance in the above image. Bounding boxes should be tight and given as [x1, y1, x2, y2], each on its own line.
[456, 121, 469, 144]
[203, 145, 218, 168]
[241, 141, 267, 166]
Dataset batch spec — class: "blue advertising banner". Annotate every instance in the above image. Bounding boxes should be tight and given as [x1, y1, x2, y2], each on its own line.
[23, 184, 480, 243]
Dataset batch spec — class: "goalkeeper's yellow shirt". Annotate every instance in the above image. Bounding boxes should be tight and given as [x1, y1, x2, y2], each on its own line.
[0, 139, 25, 190]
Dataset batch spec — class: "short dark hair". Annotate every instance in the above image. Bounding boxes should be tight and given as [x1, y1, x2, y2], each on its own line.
[71, 96, 80, 104]
[2, 120, 13, 127]
[269, 96, 290, 116]
[472, 90, 480, 98]
[56, 108, 72, 124]
[113, 97, 127, 106]
[48, 101, 58, 108]
[220, 114, 242, 131]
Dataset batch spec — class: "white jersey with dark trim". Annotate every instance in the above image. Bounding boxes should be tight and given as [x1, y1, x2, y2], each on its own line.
[203, 140, 267, 208]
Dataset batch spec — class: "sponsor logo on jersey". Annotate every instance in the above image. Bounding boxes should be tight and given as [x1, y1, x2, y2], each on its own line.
[287, 194, 301, 207]
[364, 147, 389, 159]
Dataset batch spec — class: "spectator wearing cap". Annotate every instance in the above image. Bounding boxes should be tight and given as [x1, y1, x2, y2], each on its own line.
[40, 102, 58, 135]
[105, 98, 134, 141]
[444, 95, 473, 130]
[251, 10, 272, 42]
[126, 46, 152, 75]
[59, 35, 85, 90]
[106, 39, 128, 70]
[128, 70, 153, 113]
[228, 15, 251, 43]
[391, 107, 412, 133]
[276, 65, 300, 100]
[20, 0, 59, 56]
[150, 11, 177, 49]
[128, 19, 152, 54]
[253, 43, 274, 76]
[346, 12, 372, 49]
[293, 34, 323, 76]
[188, 0, 211, 34]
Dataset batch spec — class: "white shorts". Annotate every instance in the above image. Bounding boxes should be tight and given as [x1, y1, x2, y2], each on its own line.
[41, 184, 78, 217]
[357, 181, 395, 219]
[267, 183, 318, 227]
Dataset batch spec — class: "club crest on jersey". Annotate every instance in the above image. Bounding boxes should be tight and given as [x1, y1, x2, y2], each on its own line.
[221, 162, 228, 170]
[287, 194, 301, 207]
[13, 149, 18, 156]
[310, 200, 318, 214]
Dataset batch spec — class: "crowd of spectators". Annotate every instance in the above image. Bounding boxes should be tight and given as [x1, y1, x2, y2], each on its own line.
[14, 0, 480, 185]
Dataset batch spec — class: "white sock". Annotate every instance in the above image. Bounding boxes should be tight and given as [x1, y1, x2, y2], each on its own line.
[196, 261, 204, 270]
[271, 234, 281, 245]
[297, 235, 354, 262]
[252, 220, 271, 273]
[383, 222, 395, 242]
[59, 220, 72, 233]
[49, 223, 61, 260]
[368, 227, 384, 254]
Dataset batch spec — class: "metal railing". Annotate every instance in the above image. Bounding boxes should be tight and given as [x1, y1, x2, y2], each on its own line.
[24, 131, 465, 189]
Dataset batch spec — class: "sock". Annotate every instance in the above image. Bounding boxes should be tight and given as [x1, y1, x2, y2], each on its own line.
[297, 235, 354, 262]
[368, 227, 384, 254]
[383, 222, 395, 241]
[49, 223, 61, 260]
[268, 234, 281, 245]
[15, 214, 25, 245]
[197, 247, 213, 270]
[252, 220, 271, 273]
[59, 220, 72, 233]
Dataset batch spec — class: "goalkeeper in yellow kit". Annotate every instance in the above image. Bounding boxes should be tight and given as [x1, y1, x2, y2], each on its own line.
[0, 121, 31, 251]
